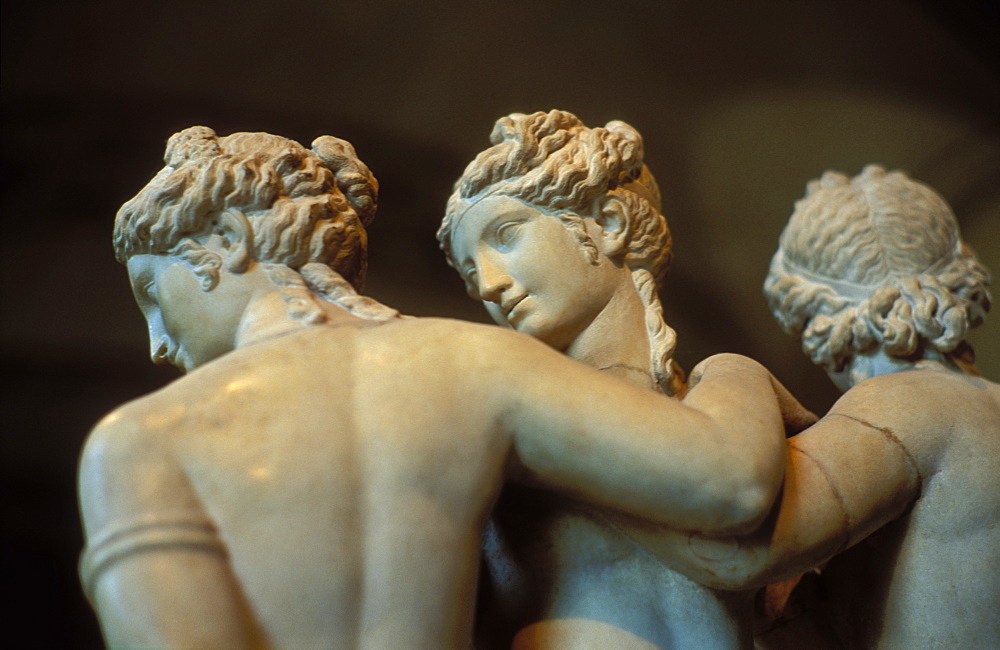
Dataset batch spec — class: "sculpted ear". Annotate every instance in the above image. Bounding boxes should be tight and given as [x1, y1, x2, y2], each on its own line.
[183, 210, 253, 292]
[214, 209, 255, 274]
[594, 195, 630, 258]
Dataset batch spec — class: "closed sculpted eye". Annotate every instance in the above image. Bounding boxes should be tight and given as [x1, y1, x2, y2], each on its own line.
[494, 220, 523, 248]
[135, 274, 157, 303]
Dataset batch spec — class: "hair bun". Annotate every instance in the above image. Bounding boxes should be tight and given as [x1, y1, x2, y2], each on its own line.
[312, 136, 379, 226]
[605, 120, 639, 141]
[164, 126, 220, 167]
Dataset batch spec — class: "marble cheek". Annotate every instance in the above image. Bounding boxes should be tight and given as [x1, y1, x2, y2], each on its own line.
[127, 254, 237, 372]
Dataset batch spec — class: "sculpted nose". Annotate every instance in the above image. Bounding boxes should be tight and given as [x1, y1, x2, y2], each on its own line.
[478, 259, 512, 303]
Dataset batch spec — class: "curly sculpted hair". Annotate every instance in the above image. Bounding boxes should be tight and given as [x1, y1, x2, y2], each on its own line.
[764, 164, 991, 373]
[114, 126, 397, 322]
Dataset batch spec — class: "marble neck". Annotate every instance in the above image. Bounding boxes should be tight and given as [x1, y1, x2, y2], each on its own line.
[566, 277, 655, 390]
[830, 346, 971, 391]
[233, 289, 361, 352]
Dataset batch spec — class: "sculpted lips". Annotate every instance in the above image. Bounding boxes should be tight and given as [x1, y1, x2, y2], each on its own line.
[502, 295, 528, 324]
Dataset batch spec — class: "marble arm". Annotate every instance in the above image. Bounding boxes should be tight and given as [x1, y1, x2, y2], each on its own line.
[608, 391, 922, 590]
[78, 410, 264, 648]
[499, 349, 793, 535]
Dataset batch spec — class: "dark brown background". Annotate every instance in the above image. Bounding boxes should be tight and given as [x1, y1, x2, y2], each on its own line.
[2, 0, 997, 645]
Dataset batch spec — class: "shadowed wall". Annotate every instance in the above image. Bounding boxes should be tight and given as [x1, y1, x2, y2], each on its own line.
[2, 0, 997, 644]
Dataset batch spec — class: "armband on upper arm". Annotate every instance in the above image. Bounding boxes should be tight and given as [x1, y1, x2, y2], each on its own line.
[788, 440, 852, 556]
[800, 412, 922, 549]
[80, 512, 226, 603]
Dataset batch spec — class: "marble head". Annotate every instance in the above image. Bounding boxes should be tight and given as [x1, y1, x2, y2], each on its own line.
[438, 109, 670, 285]
[114, 126, 396, 370]
[438, 110, 682, 393]
[764, 164, 991, 385]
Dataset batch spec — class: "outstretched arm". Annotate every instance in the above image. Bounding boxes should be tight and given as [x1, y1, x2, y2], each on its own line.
[497, 341, 797, 535]
[79, 408, 265, 648]
[607, 378, 924, 590]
